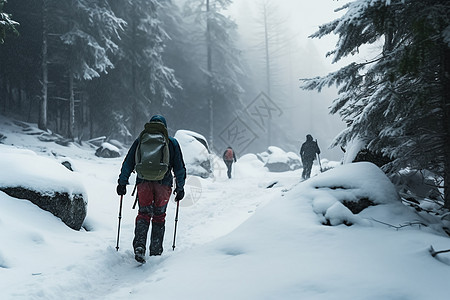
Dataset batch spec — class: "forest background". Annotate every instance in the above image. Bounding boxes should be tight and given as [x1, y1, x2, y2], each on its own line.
[0, 0, 344, 158]
[1, 0, 449, 208]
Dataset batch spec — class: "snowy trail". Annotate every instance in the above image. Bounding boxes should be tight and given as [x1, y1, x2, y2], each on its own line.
[3, 118, 450, 299]
[1, 150, 303, 299]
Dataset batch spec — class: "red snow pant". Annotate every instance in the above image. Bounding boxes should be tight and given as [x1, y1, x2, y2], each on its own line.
[133, 181, 172, 255]
[136, 181, 172, 224]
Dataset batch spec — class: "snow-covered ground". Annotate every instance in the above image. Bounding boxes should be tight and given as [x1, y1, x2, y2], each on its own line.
[1, 115, 450, 300]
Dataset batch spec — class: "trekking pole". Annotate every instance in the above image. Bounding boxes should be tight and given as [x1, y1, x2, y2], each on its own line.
[317, 153, 323, 172]
[115, 195, 124, 251]
[172, 200, 180, 251]
[131, 184, 138, 209]
[315, 139, 323, 172]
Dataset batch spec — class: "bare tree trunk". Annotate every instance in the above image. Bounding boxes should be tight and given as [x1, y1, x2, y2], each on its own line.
[131, 16, 139, 136]
[1, 77, 5, 113]
[443, 104, 450, 209]
[57, 103, 62, 133]
[445, 139, 450, 209]
[39, 0, 48, 131]
[263, 2, 272, 146]
[68, 70, 75, 140]
[443, 46, 450, 209]
[206, 0, 214, 150]
[19, 82, 25, 114]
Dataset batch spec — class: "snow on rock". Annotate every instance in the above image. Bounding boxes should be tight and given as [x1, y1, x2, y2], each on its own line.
[95, 142, 121, 158]
[299, 162, 402, 226]
[0, 144, 87, 230]
[236, 153, 265, 173]
[257, 146, 301, 172]
[175, 130, 212, 178]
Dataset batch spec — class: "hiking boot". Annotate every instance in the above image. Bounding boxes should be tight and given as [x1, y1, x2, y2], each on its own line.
[134, 247, 146, 264]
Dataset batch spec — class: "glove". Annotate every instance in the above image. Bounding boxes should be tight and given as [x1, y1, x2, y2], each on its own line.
[116, 184, 126, 196]
[174, 188, 185, 201]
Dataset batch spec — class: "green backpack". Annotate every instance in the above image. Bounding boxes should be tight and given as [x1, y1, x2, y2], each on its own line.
[135, 121, 170, 181]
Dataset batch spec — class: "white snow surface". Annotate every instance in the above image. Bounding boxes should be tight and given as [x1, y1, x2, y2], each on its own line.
[0, 144, 86, 198]
[1, 116, 450, 300]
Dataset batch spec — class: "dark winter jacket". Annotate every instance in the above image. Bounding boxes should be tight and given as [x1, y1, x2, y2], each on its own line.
[300, 138, 320, 162]
[118, 119, 186, 190]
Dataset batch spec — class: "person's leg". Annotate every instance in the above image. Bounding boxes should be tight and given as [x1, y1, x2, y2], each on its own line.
[149, 221, 165, 256]
[149, 183, 171, 256]
[301, 160, 307, 179]
[226, 161, 232, 178]
[133, 182, 155, 262]
[305, 160, 313, 179]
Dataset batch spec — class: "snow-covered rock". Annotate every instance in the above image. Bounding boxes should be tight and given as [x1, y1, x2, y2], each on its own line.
[95, 142, 121, 158]
[175, 130, 212, 178]
[0, 145, 87, 230]
[257, 146, 301, 172]
[304, 162, 401, 226]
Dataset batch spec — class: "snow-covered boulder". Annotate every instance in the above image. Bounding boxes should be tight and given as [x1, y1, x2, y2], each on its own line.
[95, 142, 121, 158]
[305, 162, 401, 226]
[0, 145, 87, 230]
[175, 130, 212, 178]
[257, 146, 301, 172]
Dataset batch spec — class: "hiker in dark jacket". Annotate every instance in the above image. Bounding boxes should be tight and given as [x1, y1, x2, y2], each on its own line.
[300, 134, 320, 180]
[223, 146, 237, 179]
[116, 115, 186, 263]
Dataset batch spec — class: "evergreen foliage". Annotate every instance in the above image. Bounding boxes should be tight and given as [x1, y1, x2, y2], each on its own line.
[301, 0, 450, 208]
[0, 0, 19, 44]
[183, 0, 246, 148]
[101, 0, 181, 138]
[0, 0, 248, 146]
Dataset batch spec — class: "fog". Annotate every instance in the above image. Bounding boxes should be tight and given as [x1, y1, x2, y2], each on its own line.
[1, 0, 354, 162]
[226, 0, 348, 161]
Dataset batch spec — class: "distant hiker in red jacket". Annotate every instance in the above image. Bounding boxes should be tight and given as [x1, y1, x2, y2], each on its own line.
[223, 146, 237, 179]
[300, 134, 321, 180]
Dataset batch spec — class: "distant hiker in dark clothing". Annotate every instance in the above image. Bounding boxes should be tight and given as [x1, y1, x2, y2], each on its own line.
[300, 134, 321, 180]
[116, 115, 186, 264]
[223, 146, 237, 179]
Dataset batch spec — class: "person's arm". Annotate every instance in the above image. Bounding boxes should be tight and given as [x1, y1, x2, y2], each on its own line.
[300, 144, 305, 160]
[118, 139, 139, 186]
[233, 151, 237, 162]
[170, 138, 186, 190]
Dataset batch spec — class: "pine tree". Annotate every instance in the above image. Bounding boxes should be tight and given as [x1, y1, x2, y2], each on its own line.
[109, 0, 180, 137]
[183, 0, 246, 150]
[300, 0, 450, 208]
[53, 0, 125, 139]
[0, 0, 41, 120]
[158, 1, 207, 132]
[0, 0, 19, 44]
